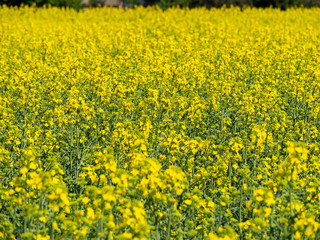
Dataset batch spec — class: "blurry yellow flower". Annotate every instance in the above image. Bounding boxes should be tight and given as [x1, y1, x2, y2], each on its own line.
[87, 207, 95, 221]
[82, 197, 90, 204]
[60, 193, 69, 206]
[20, 167, 28, 175]
[52, 221, 58, 230]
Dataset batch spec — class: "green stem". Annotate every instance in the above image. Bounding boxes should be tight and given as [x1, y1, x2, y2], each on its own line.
[239, 180, 243, 238]
[290, 181, 294, 240]
[166, 202, 172, 240]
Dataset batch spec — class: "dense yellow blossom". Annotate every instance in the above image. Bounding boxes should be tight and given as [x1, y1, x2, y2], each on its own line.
[1, 5, 320, 239]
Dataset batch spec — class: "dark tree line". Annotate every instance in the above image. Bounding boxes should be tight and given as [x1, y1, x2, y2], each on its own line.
[1, 0, 320, 10]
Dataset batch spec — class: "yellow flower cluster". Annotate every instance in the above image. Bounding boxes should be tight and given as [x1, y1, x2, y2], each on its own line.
[1, 4, 320, 239]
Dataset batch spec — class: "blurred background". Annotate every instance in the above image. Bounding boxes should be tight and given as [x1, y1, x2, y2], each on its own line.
[0, 0, 320, 13]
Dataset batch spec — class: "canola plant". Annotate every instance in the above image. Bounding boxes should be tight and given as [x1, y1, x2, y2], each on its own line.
[1, 5, 320, 240]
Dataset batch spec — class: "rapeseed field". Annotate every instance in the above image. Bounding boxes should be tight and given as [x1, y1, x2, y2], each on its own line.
[1, 5, 320, 239]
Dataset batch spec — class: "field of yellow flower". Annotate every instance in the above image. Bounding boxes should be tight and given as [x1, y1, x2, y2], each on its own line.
[1, 5, 320, 239]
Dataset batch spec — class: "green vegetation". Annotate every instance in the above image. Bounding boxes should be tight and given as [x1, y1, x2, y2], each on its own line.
[1, 0, 320, 9]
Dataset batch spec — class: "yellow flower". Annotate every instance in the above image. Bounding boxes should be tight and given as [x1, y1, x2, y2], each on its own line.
[52, 221, 58, 230]
[87, 207, 95, 221]
[20, 167, 28, 175]
[82, 197, 90, 204]
[60, 193, 69, 206]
